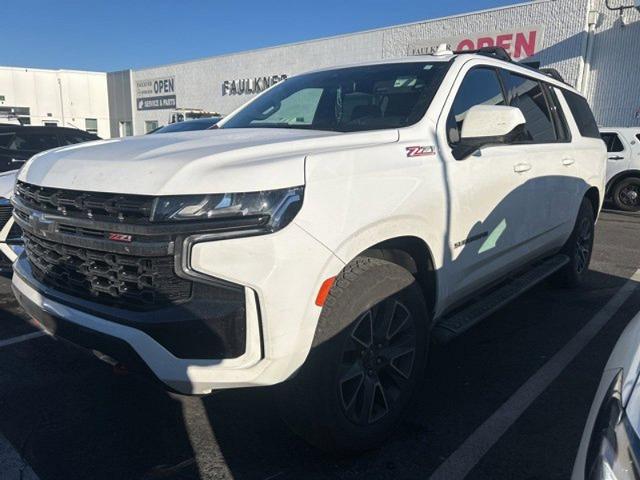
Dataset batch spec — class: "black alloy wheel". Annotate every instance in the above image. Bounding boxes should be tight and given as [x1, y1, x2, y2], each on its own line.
[614, 178, 640, 212]
[338, 298, 417, 426]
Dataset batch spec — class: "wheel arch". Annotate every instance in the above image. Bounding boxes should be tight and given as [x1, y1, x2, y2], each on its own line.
[584, 186, 601, 220]
[606, 170, 640, 196]
[356, 236, 438, 320]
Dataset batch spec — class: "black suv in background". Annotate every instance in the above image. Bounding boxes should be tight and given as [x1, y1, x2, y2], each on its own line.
[0, 125, 100, 173]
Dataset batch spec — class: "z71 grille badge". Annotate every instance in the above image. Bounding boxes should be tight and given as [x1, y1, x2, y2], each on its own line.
[108, 233, 133, 243]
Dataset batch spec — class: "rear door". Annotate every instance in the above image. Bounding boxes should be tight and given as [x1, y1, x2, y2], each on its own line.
[601, 131, 631, 184]
[498, 70, 579, 253]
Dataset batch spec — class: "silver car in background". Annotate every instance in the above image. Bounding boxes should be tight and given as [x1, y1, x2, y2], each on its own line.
[573, 311, 640, 479]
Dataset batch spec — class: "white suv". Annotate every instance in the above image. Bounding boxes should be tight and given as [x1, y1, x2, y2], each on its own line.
[600, 128, 640, 212]
[10, 48, 606, 452]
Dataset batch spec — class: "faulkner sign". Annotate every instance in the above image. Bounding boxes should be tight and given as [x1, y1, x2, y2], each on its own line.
[408, 27, 545, 60]
[222, 74, 288, 96]
[136, 76, 177, 110]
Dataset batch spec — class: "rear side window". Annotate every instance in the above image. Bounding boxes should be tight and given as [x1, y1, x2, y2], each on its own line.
[501, 72, 556, 143]
[447, 67, 506, 144]
[10, 133, 59, 151]
[0, 132, 15, 149]
[600, 133, 624, 152]
[562, 91, 600, 138]
[61, 133, 94, 145]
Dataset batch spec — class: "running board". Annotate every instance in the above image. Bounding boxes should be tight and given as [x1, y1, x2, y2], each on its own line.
[433, 254, 570, 343]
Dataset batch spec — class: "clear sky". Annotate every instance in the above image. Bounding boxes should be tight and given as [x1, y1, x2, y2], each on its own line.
[3, 0, 521, 72]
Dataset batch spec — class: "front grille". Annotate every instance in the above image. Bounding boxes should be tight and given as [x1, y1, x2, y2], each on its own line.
[15, 181, 155, 223]
[23, 231, 191, 311]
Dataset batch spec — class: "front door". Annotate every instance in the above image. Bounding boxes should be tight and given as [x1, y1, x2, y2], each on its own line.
[437, 65, 531, 305]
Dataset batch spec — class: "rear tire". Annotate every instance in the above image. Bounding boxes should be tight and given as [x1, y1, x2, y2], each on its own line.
[277, 257, 429, 454]
[612, 177, 640, 212]
[554, 198, 595, 288]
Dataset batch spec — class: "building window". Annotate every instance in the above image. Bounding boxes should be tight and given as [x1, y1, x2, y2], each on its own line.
[145, 120, 159, 133]
[119, 121, 133, 137]
[85, 118, 98, 135]
[44, 121, 58, 127]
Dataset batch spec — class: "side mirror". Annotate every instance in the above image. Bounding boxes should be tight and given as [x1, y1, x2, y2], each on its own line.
[453, 105, 526, 159]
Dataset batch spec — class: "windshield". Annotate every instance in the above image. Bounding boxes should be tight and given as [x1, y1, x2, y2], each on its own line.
[222, 62, 450, 132]
[153, 117, 221, 134]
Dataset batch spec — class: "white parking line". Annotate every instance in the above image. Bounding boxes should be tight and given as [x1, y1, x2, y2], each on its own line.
[429, 268, 640, 480]
[0, 331, 45, 349]
[0, 432, 39, 479]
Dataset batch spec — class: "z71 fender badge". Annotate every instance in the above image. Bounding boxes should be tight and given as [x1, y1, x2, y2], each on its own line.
[405, 146, 436, 157]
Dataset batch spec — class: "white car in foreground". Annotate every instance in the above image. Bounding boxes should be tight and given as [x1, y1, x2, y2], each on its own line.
[601, 128, 640, 212]
[9, 47, 606, 451]
[572, 311, 640, 479]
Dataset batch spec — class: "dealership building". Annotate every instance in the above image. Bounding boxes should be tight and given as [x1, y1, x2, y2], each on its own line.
[1, 0, 639, 138]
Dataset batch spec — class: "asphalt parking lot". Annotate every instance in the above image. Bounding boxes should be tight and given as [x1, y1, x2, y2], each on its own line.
[1, 209, 640, 480]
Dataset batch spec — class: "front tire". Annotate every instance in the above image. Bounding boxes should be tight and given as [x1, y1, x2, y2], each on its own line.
[555, 197, 595, 288]
[277, 257, 429, 454]
[612, 177, 640, 212]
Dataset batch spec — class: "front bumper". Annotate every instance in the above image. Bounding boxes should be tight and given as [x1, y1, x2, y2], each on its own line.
[11, 221, 345, 394]
[12, 262, 265, 394]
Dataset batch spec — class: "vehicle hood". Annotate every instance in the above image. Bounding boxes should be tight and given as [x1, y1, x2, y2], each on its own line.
[0, 170, 17, 199]
[18, 128, 398, 195]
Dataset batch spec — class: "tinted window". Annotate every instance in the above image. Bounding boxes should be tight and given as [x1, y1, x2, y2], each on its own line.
[636, 134, 640, 142]
[7, 133, 59, 151]
[546, 86, 571, 142]
[0, 132, 15, 149]
[223, 62, 450, 133]
[502, 72, 556, 143]
[61, 132, 95, 145]
[562, 90, 600, 138]
[601, 133, 624, 152]
[447, 68, 506, 144]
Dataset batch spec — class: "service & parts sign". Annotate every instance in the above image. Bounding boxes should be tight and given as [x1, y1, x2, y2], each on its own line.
[136, 76, 177, 111]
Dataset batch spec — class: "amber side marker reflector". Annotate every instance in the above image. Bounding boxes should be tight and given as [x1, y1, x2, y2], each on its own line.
[315, 276, 336, 307]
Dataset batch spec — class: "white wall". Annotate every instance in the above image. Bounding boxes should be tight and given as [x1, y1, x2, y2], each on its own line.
[0, 67, 111, 138]
[586, 1, 640, 127]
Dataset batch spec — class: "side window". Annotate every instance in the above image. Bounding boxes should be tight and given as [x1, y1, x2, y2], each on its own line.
[0, 132, 15, 149]
[600, 133, 624, 153]
[562, 90, 600, 138]
[11, 133, 59, 152]
[447, 68, 506, 145]
[501, 71, 556, 143]
[61, 133, 94, 145]
[546, 86, 571, 142]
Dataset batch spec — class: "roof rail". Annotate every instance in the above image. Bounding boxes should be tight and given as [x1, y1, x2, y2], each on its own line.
[453, 46, 512, 62]
[538, 68, 567, 84]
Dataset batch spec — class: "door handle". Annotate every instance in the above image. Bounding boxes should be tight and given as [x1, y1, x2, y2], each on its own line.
[10, 158, 25, 164]
[562, 158, 576, 166]
[513, 162, 532, 173]
[608, 156, 624, 161]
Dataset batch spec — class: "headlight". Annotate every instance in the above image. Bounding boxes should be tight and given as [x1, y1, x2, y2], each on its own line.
[586, 370, 640, 480]
[150, 186, 304, 231]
